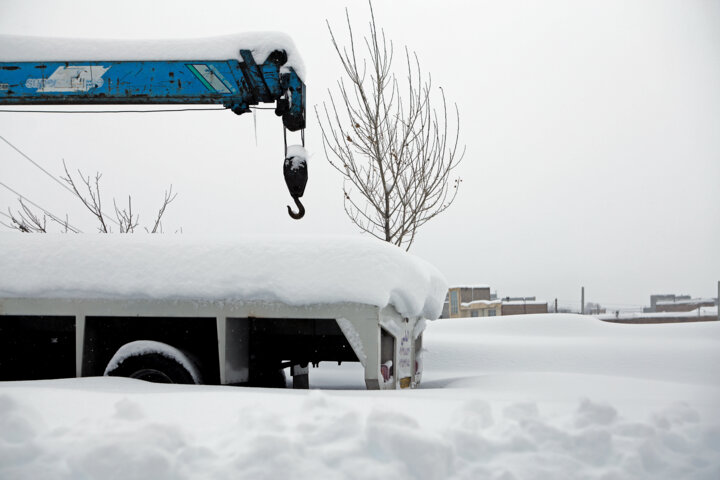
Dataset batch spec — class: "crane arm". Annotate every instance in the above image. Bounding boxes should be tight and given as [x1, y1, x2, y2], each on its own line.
[0, 40, 309, 218]
[0, 49, 305, 131]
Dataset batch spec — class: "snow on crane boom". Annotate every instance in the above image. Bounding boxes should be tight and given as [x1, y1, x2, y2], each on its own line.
[0, 38, 308, 218]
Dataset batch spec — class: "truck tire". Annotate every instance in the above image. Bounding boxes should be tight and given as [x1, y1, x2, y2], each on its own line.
[104, 341, 200, 384]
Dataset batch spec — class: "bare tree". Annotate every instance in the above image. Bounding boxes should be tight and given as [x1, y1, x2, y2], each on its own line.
[146, 186, 177, 234]
[61, 161, 110, 233]
[317, 2, 465, 250]
[7, 198, 71, 233]
[8, 198, 47, 233]
[4, 161, 177, 234]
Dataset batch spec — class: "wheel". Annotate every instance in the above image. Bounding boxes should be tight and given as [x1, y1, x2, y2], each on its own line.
[104, 341, 200, 384]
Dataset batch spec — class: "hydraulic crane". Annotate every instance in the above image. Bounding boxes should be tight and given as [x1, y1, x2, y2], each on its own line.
[0, 41, 308, 218]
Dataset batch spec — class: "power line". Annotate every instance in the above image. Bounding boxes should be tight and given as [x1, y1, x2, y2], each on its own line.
[0, 133, 77, 197]
[0, 181, 83, 233]
[0, 132, 120, 227]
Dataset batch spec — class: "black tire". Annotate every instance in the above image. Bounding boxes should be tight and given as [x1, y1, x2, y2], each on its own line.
[105, 352, 198, 384]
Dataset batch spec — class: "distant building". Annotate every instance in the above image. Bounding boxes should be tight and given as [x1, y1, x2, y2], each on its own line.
[655, 298, 717, 313]
[501, 297, 548, 316]
[585, 302, 606, 315]
[600, 305, 718, 324]
[644, 294, 691, 313]
[442, 287, 548, 318]
[643, 294, 717, 313]
[461, 299, 503, 318]
[445, 285, 501, 318]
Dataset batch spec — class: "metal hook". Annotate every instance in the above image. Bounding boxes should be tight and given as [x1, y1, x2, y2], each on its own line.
[287, 196, 305, 219]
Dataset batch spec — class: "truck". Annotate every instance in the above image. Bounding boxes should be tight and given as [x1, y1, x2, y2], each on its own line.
[0, 235, 438, 389]
[0, 34, 443, 389]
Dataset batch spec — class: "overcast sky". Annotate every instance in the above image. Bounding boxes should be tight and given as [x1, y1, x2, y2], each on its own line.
[1, 0, 718, 310]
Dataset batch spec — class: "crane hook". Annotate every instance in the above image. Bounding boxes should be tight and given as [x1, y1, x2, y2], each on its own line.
[283, 144, 308, 220]
[287, 196, 305, 219]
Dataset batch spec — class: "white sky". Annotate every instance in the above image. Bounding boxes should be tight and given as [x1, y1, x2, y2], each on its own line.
[0, 0, 718, 310]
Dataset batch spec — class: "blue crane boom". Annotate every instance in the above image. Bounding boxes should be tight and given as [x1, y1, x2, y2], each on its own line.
[0, 49, 305, 131]
[0, 47, 308, 218]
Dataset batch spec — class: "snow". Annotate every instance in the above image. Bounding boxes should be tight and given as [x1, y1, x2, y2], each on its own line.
[501, 299, 547, 306]
[599, 306, 718, 321]
[656, 298, 716, 306]
[0, 233, 447, 320]
[461, 299, 500, 307]
[285, 144, 308, 171]
[0, 32, 306, 81]
[336, 318, 367, 367]
[104, 340, 202, 384]
[1, 314, 718, 479]
[449, 284, 491, 289]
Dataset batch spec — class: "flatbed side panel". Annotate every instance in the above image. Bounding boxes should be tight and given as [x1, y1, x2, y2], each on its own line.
[0, 298, 379, 320]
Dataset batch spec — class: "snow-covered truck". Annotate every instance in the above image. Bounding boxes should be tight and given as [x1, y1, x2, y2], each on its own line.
[0, 235, 445, 389]
[0, 35, 446, 389]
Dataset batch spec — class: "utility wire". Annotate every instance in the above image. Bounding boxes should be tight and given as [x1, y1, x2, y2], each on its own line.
[0, 133, 77, 197]
[0, 132, 120, 227]
[0, 181, 83, 233]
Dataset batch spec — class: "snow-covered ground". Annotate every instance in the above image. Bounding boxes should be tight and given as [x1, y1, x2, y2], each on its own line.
[599, 306, 718, 322]
[1, 314, 718, 479]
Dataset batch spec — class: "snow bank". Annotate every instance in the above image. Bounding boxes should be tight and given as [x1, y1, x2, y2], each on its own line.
[1, 314, 719, 479]
[422, 313, 720, 386]
[0, 32, 306, 80]
[600, 306, 718, 321]
[657, 298, 716, 306]
[0, 233, 447, 319]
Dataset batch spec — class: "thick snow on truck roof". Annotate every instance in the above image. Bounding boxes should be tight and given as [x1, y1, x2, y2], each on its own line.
[0, 233, 447, 320]
[0, 33, 306, 80]
[1, 234, 441, 390]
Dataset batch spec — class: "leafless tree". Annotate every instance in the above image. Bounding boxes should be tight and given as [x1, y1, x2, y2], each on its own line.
[8, 198, 47, 233]
[317, 2, 465, 250]
[146, 186, 177, 234]
[61, 161, 110, 233]
[6, 198, 71, 233]
[4, 161, 177, 233]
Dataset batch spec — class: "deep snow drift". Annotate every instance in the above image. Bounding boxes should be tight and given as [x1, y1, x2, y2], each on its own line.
[0, 233, 447, 320]
[1, 314, 718, 479]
